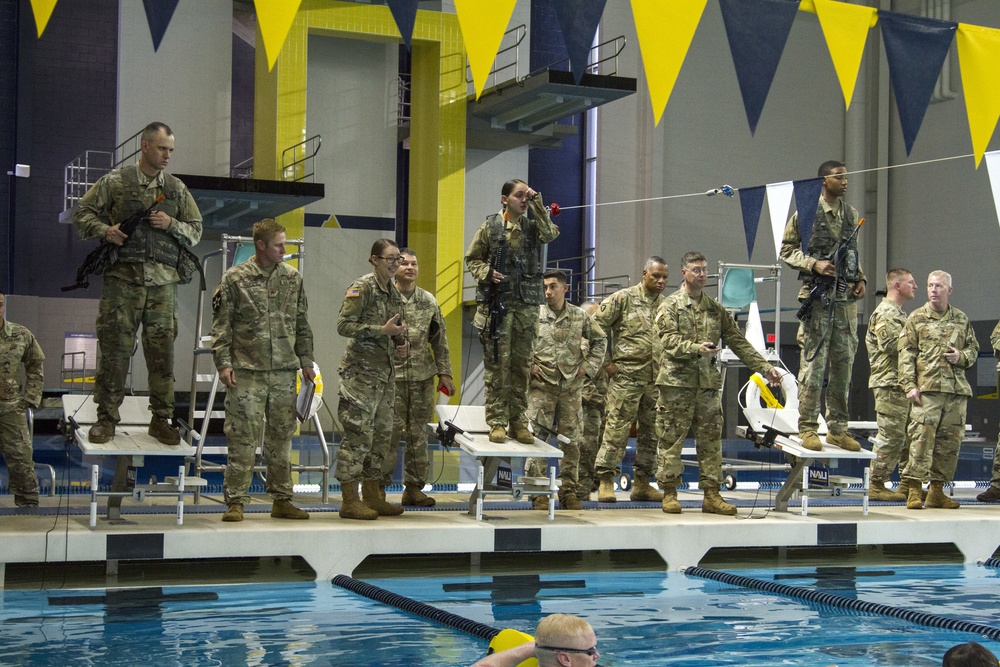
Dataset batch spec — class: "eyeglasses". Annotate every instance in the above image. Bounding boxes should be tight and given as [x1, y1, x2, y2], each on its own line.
[685, 267, 708, 275]
[378, 255, 402, 263]
[536, 645, 599, 657]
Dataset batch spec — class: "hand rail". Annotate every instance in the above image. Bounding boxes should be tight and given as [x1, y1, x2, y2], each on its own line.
[281, 134, 322, 182]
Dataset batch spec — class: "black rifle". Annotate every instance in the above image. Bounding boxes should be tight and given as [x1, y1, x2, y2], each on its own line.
[485, 237, 510, 364]
[795, 217, 865, 322]
[62, 194, 166, 292]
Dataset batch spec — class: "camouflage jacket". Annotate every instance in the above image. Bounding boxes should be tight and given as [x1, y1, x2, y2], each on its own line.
[74, 165, 202, 287]
[393, 285, 452, 383]
[654, 289, 772, 389]
[898, 303, 979, 397]
[211, 259, 313, 372]
[867, 297, 907, 389]
[337, 272, 404, 382]
[0, 319, 44, 414]
[780, 196, 866, 301]
[991, 320, 1000, 359]
[532, 303, 606, 390]
[592, 284, 663, 381]
[582, 365, 609, 408]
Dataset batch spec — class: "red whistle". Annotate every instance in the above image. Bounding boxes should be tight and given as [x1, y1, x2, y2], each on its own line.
[439, 385, 453, 397]
[548, 202, 560, 216]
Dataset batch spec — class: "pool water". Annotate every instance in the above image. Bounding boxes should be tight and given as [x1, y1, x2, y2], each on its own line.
[3, 564, 1000, 666]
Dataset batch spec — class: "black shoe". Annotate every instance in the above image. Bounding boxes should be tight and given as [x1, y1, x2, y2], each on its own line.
[976, 486, 1000, 502]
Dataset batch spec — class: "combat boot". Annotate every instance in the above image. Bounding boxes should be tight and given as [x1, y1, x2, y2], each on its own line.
[532, 495, 549, 510]
[222, 503, 243, 522]
[702, 488, 738, 516]
[630, 478, 663, 502]
[660, 486, 681, 514]
[868, 479, 906, 502]
[401, 484, 436, 507]
[897, 478, 928, 501]
[489, 425, 506, 443]
[825, 431, 861, 452]
[88, 420, 115, 444]
[977, 486, 1000, 502]
[271, 498, 309, 520]
[362, 479, 405, 516]
[510, 422, 534, 444]
[559, 492, 583, 510]
[148, 416, 181, 446]
[339, 482, 378, 520]
[798, 431, 823, 451]
[924, 481, 960, 509]
[597, 474, 617, 503]
[904, 478, 924, 510]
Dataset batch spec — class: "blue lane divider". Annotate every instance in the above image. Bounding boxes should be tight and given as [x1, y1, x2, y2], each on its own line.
[332, 574, 501, 642]
[683, 566, 1000, 641]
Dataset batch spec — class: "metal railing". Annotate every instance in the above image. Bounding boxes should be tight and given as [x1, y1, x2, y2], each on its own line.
[230, 156, 254, 179]
[466, 24, 527, 95]
[113, 129, 144, 169]
[281, 134, 322, 182]
[63, 151, 112, 212]
[529, 35, 627, 79]
[397, 73, 411, 125]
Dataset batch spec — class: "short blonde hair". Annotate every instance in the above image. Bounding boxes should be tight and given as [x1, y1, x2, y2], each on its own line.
[535, 614, 594, 657]
[253, 218, 285, 246]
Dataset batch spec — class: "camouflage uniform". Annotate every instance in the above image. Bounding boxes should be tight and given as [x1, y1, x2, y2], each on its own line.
[524, 303, 606, 496]
[654, 289, 774, 489]
[376, 286, 452, 489]
[780, 196, 865, 436]
[866, 297, 911, 483]
[0, 319, 44, 506]
[578, 366, 609, 496]
[465, 197, 559, 429]
[898, 303, 979, 484]
[336, 273, 404, 485]
[592, 284, 664, 481]
[987, 321, 1000, 492]
[74, 165, 202, 424]
[211, 259, 314, 505]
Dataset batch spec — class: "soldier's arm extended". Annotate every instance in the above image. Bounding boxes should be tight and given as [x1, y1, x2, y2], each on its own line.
[73, 175, 115, 241]
[163, 186, 203, 247]
[527, 194, 559, 244]
[897, 318, 919, 394]
[294, 281, 315, 369]
[582, 316, 606, 378]
[719, 304, 771, 375]
[428, 303, 452, 377]
[778, 211, 818, 274]
[21, 333, 44, 408]
[464, 223, 493, 282]
[337, 280, 380, 339]
[210, 277, 235, 371]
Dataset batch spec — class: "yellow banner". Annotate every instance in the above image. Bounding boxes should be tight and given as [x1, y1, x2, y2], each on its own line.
[255, 0, 303, 71]
[29, 0, 58, 38]
[957, 23, 1000, 168]
[630, 0, 707, 127]
[455, 0, 517, 100]
[813, 0, 877, 110]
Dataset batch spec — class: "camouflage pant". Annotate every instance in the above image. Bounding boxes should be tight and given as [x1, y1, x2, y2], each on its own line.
[524, 380, 582, 495]
[0, 407, 39, 504]
[95, 276, 177, 423]
[577, 399, 605, 495]
[595, 372, 658, 479]
[990, 433, 1000, 489]
[377, 376, 436, 487]
[336, 367, 395, 485]
[223, 369, 297, 505]
[655, 386, 724, 489]
[481, 302, 537, 429]
[870, 386, 911, 482]
[796, 298, 857, 434]
[900, 392, 966, 483]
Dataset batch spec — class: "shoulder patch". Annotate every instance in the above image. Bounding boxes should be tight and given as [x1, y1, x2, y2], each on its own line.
[212, 287, 222, 314]
[345, 287, 360, 298]
[874, 320, 885, 331]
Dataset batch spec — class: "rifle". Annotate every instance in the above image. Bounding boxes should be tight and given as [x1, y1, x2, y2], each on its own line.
[62, 194, 166, 292]
[796, 217, 865, 322]
[485, 221, 510, 364]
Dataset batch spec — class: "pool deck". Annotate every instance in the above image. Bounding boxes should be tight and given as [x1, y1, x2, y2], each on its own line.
[2, 488, 999, 587]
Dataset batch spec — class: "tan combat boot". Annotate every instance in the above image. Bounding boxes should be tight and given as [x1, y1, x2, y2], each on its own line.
[532, 495, 549, 510]
[222, 503, 243, 522]
[401, 484, 436, 507]
[826, 431, 861, 452]
[271, 498, 309, 520]
[339, 482, 378, 520]
[88, 420, 115, 444]
[660, 486, 681, 514]
[509, 422, 534, 444]
[489, 425, 506, 443]
[798, 431, 823, 451]
[559, 492, 583, 510]
[904, 478, 924, 510]
[148, 416, 181, 446]
[897, 478, 928, 501]
[362, 479, 405, 516]
[630, 478, 663, 502]
[977, 486, 1000, 502]
[924, 481, 960, 509]
[597, 474, 617, 503]
[702, 488, 738, 516]
[868, 479, 906, 502]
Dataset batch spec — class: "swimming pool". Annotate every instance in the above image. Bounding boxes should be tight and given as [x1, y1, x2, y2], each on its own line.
[3, 564, 999, 666]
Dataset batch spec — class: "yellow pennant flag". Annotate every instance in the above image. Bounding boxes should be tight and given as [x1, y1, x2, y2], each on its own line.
[813, 0, 877, 110]
[957, 23, 1000, 168]
[29, 0, 58, 38]
[630, 0, 707, 127]
[255, 0, 303, 71]
[455, 0, 517, 100]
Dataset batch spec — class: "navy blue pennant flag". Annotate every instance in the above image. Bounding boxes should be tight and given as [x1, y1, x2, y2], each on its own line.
[793, 177, 824, 252]
[878, 10, 956, 155]
[738, 185, 766, 260]
[553, 0, 607, 84]
[142, 0, 180, 52]
[388, 0, 420, 49]
[719, 0, 800, 135]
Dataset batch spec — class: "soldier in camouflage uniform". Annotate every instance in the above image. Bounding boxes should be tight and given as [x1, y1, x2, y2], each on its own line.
[211, 219, 313, 522]
[74, 122, 202, 446]
[577, 301, 608, 500]
[780, 161, 866, 452]
[654, 252, 782, 516]
[336, 239, 409, 520]
[865, 268, 918, 502]
[592, 257, 669, 503]
[524, 271, 606, 510]
[899, 271, 979, 510]
[976, 320, 1000, 503]
[0, 293, 44, 507]
[465, 179, 559, 445]
[376, 248, 454, 507]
